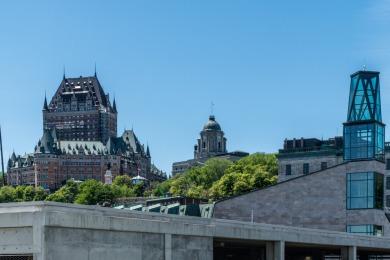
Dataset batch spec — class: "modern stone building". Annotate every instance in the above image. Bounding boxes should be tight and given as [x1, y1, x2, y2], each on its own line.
[214, 70, 390, 237]
[7, 74, 166, 190]
[172, 115, 248, 176]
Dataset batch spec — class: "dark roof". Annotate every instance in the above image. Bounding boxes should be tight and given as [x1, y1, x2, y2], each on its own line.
[203, 115, 222, 131]
[118, 130, 144, 155]
[48, 76, 112, 111]
[35, 129, 59, 154]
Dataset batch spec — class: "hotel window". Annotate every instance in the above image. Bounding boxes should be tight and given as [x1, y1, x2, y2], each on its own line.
[347, 225, 383, 236]
[321, 162, 327, 170]
[286, 165, 291, 175]
[303, 163, 309, 174]
[347, 172, 383, 209]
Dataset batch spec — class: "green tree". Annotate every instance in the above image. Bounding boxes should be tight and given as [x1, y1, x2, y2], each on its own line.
[0, 186, 15, 203]
[14, 185, 25, 202]
[75, 180, 115, 205]
[0, 173, 7, 187]
[45, 180, 78, 203]
[226, 153, 278, 176]
[152, 178, 173, 197]
[133, 182, 145, 197]
[34, 187, 48, 201]
[24, 186, 36, 201]
[113, 175, 133, 187]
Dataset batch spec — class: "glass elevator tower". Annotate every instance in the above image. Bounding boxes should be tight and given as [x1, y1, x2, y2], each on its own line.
[344, 71, 385, 161]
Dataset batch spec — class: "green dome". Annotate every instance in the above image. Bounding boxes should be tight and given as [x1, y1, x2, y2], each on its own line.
[203, 115, 221, 131]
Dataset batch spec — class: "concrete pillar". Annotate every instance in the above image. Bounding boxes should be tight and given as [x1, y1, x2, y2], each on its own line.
[33, 211, 44, 260]
[266, 241, 285, 260]
[341, 246, 357, 260]
[165, 234, 172, 260]
[266, 242, 274, 260]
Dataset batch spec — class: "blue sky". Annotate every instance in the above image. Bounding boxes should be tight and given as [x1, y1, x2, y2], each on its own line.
[1, 1, 390, 175]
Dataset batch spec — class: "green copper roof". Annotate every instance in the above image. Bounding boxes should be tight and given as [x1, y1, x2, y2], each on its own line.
[203, 115, 221, 131]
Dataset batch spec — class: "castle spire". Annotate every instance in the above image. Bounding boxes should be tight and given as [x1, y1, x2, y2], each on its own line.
[146, 143, 150, 157]
[43, 92, 48, 110]
[113, 96, 117, 113]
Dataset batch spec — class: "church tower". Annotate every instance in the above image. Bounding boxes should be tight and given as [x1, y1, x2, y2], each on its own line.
[343, 70, 385, 161]
[194, 115, 227, 159]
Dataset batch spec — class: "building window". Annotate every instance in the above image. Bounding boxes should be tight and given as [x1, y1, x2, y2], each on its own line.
[321, 162, 327, 170]
[387, 177, 390, 190]
[286, 165, 291, 175]
[347, 172, 383, 209]
[303, 163, 309, 174]
[347, 225, 383, 236]
[344, 123, 384, 161]
[387, 159, 390, 170]
[386, 195, 390, 208]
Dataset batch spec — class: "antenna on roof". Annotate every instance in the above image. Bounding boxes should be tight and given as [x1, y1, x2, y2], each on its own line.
[94, 62, 97, 77]
[63, 66, 66, 79]
[210, 101, 214, 116]
[363, 59, 366, 71]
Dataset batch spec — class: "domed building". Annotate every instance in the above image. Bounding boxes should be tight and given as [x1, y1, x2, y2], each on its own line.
[172, 114, 248, 176]
[194, 115, 227, 159]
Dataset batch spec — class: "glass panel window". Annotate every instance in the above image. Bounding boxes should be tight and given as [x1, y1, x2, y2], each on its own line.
[347, 225, 383, 236]
[286, 165, 291, 175]
[386, 159, 390, 170]
[387, 177, 390, 190]
[321, 162, 327, 170]
[303, 163, 309, 174]
[347, 172, 383, 209]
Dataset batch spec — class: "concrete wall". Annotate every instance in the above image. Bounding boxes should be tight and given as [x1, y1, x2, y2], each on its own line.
[215, 160, 390, 236]
[1, 202, 390, 259]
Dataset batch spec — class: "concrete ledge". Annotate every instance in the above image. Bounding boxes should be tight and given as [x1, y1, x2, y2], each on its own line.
[0, 201, 390, 259]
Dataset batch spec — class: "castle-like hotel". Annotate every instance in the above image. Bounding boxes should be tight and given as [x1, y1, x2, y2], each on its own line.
[7, 74, 166, 190]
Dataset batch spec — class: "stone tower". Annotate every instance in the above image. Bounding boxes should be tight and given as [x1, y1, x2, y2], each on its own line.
[43, 75, 117, 144]
[194, 115, 227, 159]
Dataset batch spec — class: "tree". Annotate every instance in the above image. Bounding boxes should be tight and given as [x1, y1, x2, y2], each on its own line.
[113, 175, 133, 187]
[0, 186, 15, 203]
[0, 173, 7, 187]
[152, 178, 173, 197]
[14, 185, 25, 202]
[226, 153, 278, 176]
[24, 186, 36, 201]
[209, 153, 279, 200]
[45, 180, 78, 203]
[133, 182, 144, 197]
[75, 180, 115, 205]
[34, 187, 48, 201]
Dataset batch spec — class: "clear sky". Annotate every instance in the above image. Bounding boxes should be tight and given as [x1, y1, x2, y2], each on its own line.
[1, 1, 390, 175]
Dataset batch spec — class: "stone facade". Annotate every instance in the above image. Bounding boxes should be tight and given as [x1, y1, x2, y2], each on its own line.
[277, 136, 343, 182]
[214, 160, 390, 236]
